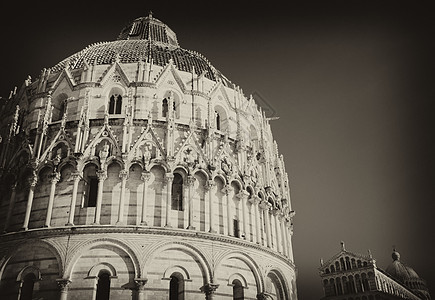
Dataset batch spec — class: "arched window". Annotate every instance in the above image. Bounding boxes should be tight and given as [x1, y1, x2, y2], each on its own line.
[83, 164, 98, 207]
[215, 111, 220, 130]
[96, 270, 111, 300]
[171, 173, 183, 211]
[109, 94, 122, 114]
[19, 273, 36, 300]
[169, 272, 184, 300]
[162, 98, 169, 117]
[232, 279, 244, 300]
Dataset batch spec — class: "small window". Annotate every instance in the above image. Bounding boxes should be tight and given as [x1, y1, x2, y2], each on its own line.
[162, 98, 169, 117]
[169, 272, 184, 300]
[86, 177, 98, 207]
[233, 219, 240, 237]
[96, 271, 111, 300]
[171, 174, 183, 211]
[109, 94, 122, 114]
[232, 279, 244, 300]
[20, 273, 36, 300]
[215, 111, 220, 130]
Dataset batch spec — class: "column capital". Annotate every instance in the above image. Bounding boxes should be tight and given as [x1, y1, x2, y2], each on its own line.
[28, 176, 38, 187]
[70, 172, 81, 181]
[204, 180, 215, 191]
[200, 282, 219, 295]
[96, 170, 107, 181]
[56, 278, 72, 291]
[141, 171, 151, 182]
[236, 189, 250, 200]
[10, 182, 17, 191]
[119, 169, 129, 179]
[134, 278, 148, 291]
[271, 208, 281, 216]
[165, 172, 175, 182]
[49, 172, 61, 184]
[248, 196, 260, 205]
[221, 185, 232, 195]
[186, 175, 196, 186]
[259, 200, 271, 211]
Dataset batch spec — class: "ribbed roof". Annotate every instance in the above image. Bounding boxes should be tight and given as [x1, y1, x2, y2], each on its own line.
[49, 14, 233, 86]
[385, 250, 421, 283]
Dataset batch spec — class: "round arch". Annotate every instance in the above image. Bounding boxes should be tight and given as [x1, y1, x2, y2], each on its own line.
[0, 239, 64, 279]
[142, 241, 211, 284]
[215, 251, 263, 293]
[65, 238, 141, 279]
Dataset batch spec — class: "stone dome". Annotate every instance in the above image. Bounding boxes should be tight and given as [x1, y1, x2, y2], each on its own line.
[50, 13, 232, 86]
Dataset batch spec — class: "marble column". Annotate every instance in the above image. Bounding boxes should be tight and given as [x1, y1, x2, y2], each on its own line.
[259, 201, 271, 247]
[94, 170, 107, 224]
[279, 213, 288, 257]
[116, 170, 129, 224]
[134, 278, 148, 300]
[249, 197, 261, 244]
[236, 190, 249, 239]
[273, 209, 282, 253]
[140, 171, 151, 225]
[201, 283, 219, 300]
[205, 180, 216, 233]
[222, 185, 233, 236]
[45, 172, 61, 227]
[165, 173, 174, 228]
[186, 175, 196, 229]
[66, 172, 81, 226]
[22, 175, 38, 230]
[56, 279, 71, 300]
[4, 183, 17, 232]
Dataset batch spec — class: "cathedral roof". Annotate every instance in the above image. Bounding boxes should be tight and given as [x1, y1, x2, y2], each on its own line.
[49, 13, 233, 86]
[385, 250, 421, 283]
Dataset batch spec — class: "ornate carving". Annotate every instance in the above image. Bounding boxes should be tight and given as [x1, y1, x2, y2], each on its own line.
[186, 175, 196, 186]
[98, 143, 110, 164]
[56, 278, 72, 291]
[200, 282, 219, 295]
[134, 278, 148, 291]
[96, 170, 107, 181]
[119, 170, 128, 180]
[221, 156, 232, 175]
[141, 171, 151, 182]
[49, 172, 61, 184]
[221, 185, 232, 195]
[204, 180, 215, 192]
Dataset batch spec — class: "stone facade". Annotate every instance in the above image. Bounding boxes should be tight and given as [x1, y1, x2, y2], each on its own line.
[0, 14, 297, 300]
[319, 243, 430, 300]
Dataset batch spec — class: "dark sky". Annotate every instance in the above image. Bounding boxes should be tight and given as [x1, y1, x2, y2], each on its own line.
[1, 1, 434, 299]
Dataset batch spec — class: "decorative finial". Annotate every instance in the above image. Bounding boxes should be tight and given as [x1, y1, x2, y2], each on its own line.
[392, 246, 400, 261]
[320, 258, 324, 266]
[340, 241, 345, 251]
[148, 11, 153, 19]
[368, 249, 372, 258]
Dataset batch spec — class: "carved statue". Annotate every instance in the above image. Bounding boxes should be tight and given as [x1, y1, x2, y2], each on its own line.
[143, 144, 151, 166]
[99, 143, 110, 163]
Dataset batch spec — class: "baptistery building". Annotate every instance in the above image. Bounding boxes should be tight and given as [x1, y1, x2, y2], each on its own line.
[0, 14, 297, 300]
